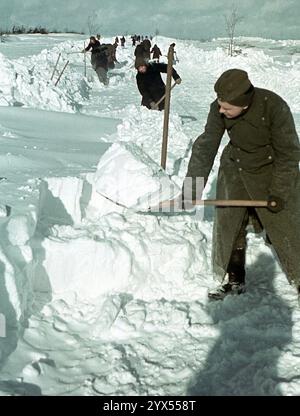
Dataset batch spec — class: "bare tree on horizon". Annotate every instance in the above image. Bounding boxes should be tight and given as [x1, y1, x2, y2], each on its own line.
[87, 10, 101, 36]
[224, 4, 243, 56]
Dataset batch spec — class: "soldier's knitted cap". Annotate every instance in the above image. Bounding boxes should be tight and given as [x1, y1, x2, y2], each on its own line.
[135, 55, 148, 69]
[214, 69, 254, 106]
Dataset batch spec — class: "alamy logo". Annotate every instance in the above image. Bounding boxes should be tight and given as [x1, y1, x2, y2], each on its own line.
[0, 313, 6, 338]
[146, 176, 205, 220]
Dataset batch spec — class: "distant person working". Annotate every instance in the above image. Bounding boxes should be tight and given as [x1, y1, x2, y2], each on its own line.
[135, 56, 181, 111]
[82, 36, 109, 85]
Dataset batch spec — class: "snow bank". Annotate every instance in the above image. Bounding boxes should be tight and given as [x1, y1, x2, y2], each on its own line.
[34, 142, 208, 302]
[91, 141, 180, 209]
[0, 53, 16, 106]
[0, 38, 134, 112]
[0, 105, 120, 366]
[0, 50, 77, 111]
[174, 42, 300, 112]
[115, 106, 191, 177]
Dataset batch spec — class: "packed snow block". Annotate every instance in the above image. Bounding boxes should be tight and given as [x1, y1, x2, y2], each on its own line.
[89, 142, 180, 211]
[40, 231, 133, 300]
[80, 177, 125, 219]
[38, 177, 84, 227]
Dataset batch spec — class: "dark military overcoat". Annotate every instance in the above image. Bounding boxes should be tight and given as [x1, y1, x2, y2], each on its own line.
[186, 88, 300, 286]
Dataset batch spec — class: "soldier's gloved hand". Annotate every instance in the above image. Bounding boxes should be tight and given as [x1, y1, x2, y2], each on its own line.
[150, 101, 158, 110]
[175, 78, 182, 85]
[267, 195, 285, 213]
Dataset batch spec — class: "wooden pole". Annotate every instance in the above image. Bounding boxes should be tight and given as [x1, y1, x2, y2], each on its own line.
[95, 191, 271, 213]
[155, 82, 177, 108]
[193, 199, 268, 207]
[54, 60, 69, 87]
[50, 52, 61, 81]
[160, 43, 175, 170]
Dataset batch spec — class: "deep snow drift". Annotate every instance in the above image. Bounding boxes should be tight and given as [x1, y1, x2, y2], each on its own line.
[0, 33, 300, 396]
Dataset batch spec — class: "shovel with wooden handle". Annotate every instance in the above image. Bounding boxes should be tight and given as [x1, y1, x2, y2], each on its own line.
[154, 199, 270, 209]
[147, 198, 275, 213]
[97, 191, 276, 214]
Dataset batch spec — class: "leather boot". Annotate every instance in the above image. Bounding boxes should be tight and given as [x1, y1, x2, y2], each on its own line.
[208, 248, 246, 301]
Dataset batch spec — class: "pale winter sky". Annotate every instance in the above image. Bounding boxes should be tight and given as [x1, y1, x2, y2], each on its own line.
[0, 0, 299, 40]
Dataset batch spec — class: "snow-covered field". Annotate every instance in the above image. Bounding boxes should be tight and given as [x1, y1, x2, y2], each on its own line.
[0, 33, 300, 396]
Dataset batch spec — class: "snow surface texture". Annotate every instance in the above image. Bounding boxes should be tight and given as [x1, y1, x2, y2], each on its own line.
[0, 34, 300, 396]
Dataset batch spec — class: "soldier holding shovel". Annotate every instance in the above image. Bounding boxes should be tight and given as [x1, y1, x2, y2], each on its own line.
[181, 68, 300, 300]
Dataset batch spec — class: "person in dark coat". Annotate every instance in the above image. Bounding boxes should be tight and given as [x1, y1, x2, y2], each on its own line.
[131, 35, 137, 47]
[171, 43, 179, 64]
[183, 68, 300, 300]
[151, 44, 162, 62]
[135, 56, 181, 111]
[82, 36, 109, 85]
[141, 39, 151, 60]
[134, 39, 152, 61]
[83, 35, 101, 53]
[106, 43, 118, 69]
[134, 43, 148, 61]
[120, 36, 126, 47]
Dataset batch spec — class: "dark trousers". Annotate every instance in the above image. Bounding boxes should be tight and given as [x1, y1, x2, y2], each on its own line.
[95, 66, 108, 85]
[227, 209, 252, 283]
[227, 208, 269, 283]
